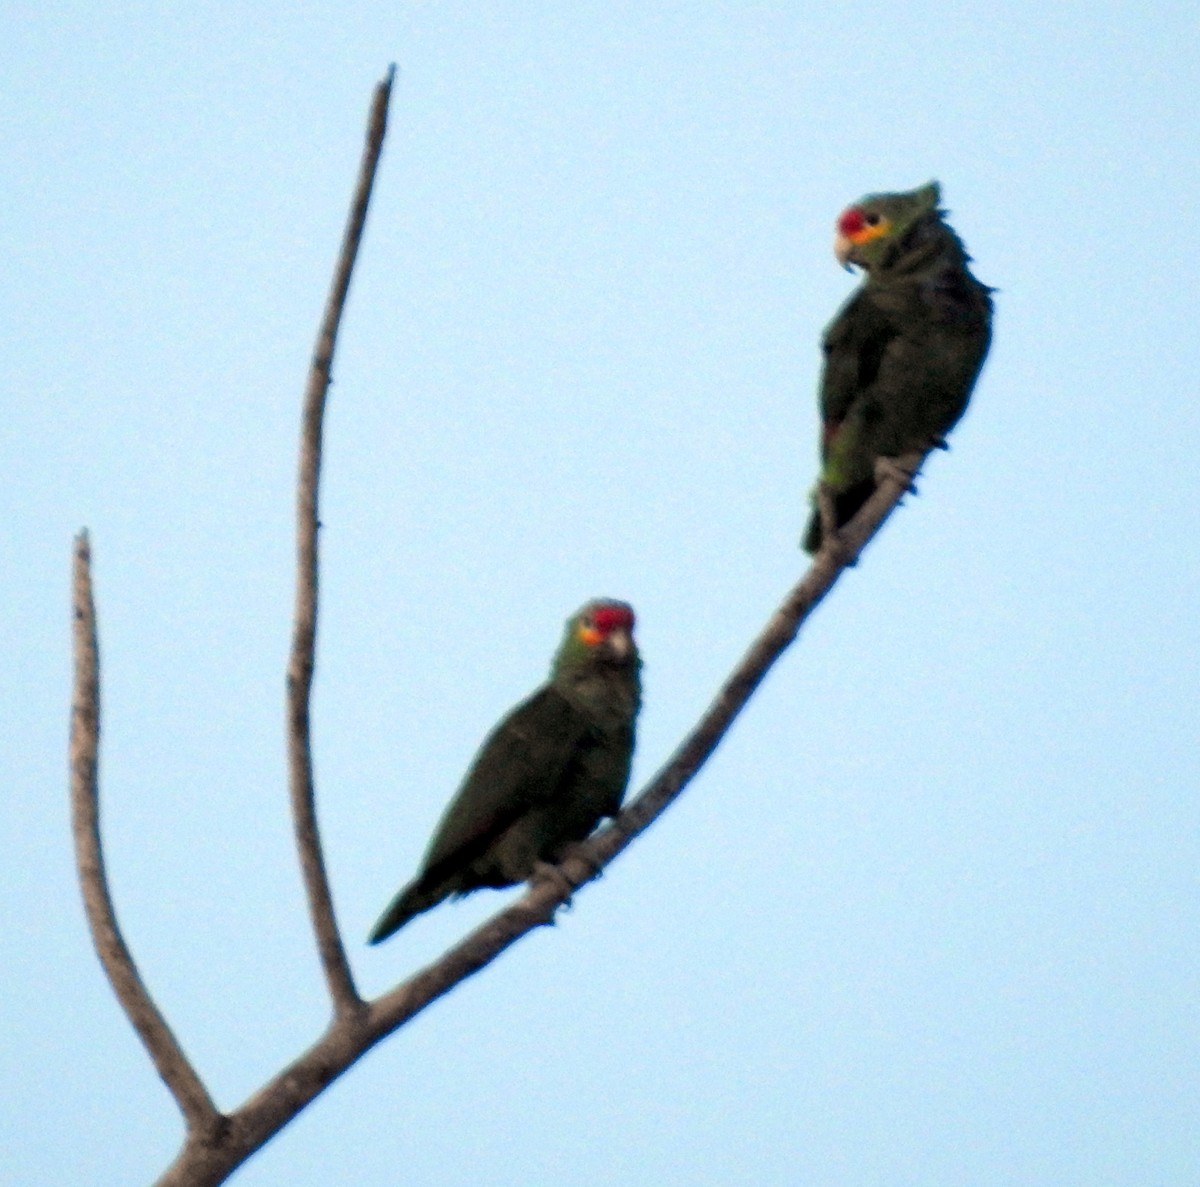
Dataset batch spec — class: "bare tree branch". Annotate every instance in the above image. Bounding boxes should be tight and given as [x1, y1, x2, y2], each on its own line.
[152, 434, 916, 1185]
[369, 452, 926, 1026]
[599, 454, 925, 848]
[75, 61, 939, 1186]
[152, 446, 925, 1185]
[288, 64, 396, 1019]
[70, 531, 222, 1134]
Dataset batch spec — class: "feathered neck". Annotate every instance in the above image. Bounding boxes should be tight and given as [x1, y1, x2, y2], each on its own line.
[553, 653, 642, 726]
[874, 211, 968, 278]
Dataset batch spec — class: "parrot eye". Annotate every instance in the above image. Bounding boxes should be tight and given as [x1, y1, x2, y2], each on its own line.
[864, 212, 882, 227]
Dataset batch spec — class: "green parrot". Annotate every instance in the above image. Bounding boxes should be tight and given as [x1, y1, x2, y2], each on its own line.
[368, 599, 641, 943]
[802, 181, 993, 553]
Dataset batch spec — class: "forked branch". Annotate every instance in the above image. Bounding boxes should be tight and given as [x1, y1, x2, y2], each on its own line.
[72, 63, 929, 1187]
[157, 461, 920, 1187]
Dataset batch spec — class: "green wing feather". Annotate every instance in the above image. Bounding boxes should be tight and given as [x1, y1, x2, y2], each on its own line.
[367, 686, 593, 943]
[819, 289, 896, 434]
[417, 686, 594, 884]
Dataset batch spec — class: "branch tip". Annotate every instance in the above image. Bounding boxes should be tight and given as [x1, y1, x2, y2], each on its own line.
[69, 533, 218, 1132]
[285, 67, 398, 1015]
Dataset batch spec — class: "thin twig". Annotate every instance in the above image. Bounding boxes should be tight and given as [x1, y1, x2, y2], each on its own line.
[288, 65, 396, 1018]
[69, 532, 221, 1133]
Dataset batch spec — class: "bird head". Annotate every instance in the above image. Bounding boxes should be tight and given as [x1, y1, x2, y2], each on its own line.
[833, 181, 941, 272]
[558, 599, 638, 672]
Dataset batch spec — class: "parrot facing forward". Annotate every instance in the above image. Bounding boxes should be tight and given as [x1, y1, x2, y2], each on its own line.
[802, 181, 993, 553]
[368, 599, 641, 944]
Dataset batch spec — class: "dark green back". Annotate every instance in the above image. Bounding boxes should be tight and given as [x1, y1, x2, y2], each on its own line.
[819, 212, 992, 479]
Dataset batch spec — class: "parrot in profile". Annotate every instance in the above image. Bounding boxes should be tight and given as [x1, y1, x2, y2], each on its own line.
[368, 599, 641, 943]
[802, 180, 993, 553]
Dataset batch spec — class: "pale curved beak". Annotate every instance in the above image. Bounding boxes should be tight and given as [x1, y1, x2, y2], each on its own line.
[834, 232, 854, 270]
[606, 628, 633, 660]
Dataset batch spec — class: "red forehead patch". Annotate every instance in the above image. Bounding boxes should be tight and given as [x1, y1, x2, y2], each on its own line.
[592, 603, 635, 633]
[837, 207, 866, 236]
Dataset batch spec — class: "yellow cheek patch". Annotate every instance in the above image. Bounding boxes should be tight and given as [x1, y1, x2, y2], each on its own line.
[579, 625, 603, 646]
[850, 218, 891, 246]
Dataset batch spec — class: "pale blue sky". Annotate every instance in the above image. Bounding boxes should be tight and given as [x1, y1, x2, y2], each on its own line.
[4, 3, 1200, 1184]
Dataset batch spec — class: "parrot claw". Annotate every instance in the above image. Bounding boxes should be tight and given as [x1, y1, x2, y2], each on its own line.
[930, 435, 950, 451]
[531, 860, 577, 908]
[556, 841, 606, 882]
[874, 455, 920, 494]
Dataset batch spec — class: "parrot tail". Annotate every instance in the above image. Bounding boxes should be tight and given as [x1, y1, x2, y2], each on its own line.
[367, 878, 446, 944]
[802, 479, 876, 554]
